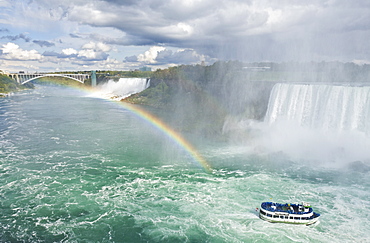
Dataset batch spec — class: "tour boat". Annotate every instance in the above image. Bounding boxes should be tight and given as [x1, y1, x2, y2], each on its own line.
[258, 202, 320, 225]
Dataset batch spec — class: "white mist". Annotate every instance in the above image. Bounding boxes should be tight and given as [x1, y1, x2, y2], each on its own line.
[90, 78, 150, 100]
[261, 83, 370, 167]
[225, 83, 370, 168]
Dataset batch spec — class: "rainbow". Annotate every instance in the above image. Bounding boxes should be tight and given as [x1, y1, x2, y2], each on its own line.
[115, 102, 212, 172]
[31, 80, 212, 172]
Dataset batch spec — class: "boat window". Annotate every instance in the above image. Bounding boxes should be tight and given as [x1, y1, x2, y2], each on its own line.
[289, 216, 294, 219]
[273, 215, 279, 218]
[294, 217, 300, 220]
[267, 214, 272, 217]
[280, 216, 284, 219]
[260, 210, 266, 215]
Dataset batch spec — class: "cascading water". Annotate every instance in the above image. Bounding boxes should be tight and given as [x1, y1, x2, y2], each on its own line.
[91, 78, 150, 100]
[259, 83, 370, 166]
[265, 83, 370, 135]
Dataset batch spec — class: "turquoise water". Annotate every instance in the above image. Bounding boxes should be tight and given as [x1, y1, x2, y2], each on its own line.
[1, 85, 369, 242]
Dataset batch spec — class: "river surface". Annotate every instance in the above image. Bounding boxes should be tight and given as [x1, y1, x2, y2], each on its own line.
[1, 85, 369, 242]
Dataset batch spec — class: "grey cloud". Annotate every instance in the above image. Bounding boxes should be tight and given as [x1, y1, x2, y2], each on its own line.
[19, 0, 370, 62]
[70, 33, 81, 38]
[88, 33, 155, 46]
[125, 48, 212, 66]
[1, 33, 31, 42]
[80, 52, 109, 62]
[156, 49, 202, 64]
[33, 40, 55, 47]
[101, 0, 137, 6]
[43, 51, 77, 58]
[43, 50, 109, 61]
[125, 55, 138, 62]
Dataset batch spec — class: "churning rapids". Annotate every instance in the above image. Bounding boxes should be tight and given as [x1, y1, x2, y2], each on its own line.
[1, 81, 369, 242]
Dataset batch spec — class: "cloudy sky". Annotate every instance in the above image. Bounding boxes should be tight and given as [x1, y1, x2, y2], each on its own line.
[1, 0, 370, 72]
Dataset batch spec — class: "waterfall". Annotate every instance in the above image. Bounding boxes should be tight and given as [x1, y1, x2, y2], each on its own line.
[258, 83, 370, 165]
[265, 83, 370, 135]
[91, 78, 150, 100]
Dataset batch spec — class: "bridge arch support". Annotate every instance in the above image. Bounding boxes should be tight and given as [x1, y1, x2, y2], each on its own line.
[20, 74, 89, 85]
[7, 73, 91, 85]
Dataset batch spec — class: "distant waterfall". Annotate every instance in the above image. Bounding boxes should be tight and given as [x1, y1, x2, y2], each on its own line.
[92, 78, 150, 100]
[265, 83, 370, 135]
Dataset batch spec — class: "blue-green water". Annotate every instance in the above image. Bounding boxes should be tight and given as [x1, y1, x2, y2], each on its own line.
[1, 85, 369, 242]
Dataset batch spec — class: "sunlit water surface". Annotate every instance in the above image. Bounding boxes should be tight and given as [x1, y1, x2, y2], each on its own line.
[0, 85, 369, 242]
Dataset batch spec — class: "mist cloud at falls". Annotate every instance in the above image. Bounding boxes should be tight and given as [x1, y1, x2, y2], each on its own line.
[225, 83, 370, 168]
[89, 75, 370, 168]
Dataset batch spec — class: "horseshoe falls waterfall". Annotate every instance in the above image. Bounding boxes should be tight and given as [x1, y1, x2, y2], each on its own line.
[261, 83, 370, 165]
[1, 82, 370, 242]
[265, 83, 370, 135]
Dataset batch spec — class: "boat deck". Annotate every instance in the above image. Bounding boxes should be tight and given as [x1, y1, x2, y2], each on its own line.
[259, 202, 320, 225]
[261, 202, 313, 215]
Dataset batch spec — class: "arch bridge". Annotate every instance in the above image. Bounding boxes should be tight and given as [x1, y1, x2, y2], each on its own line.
[7, 73, 92, 85]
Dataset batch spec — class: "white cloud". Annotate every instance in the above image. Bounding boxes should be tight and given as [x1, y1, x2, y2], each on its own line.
[0, 42, 42, 61]
[62, 48, 78, 56]
[72, 41, 111, 61]
[156, 48, 210, 64]
[137, 46, 166, 64]
[129, 46, 214, 67]
[82, 41, 111, 52]
[164, 23, 194, 39]
[78, 49, 98, 59]
[59, 42, 111, 61]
